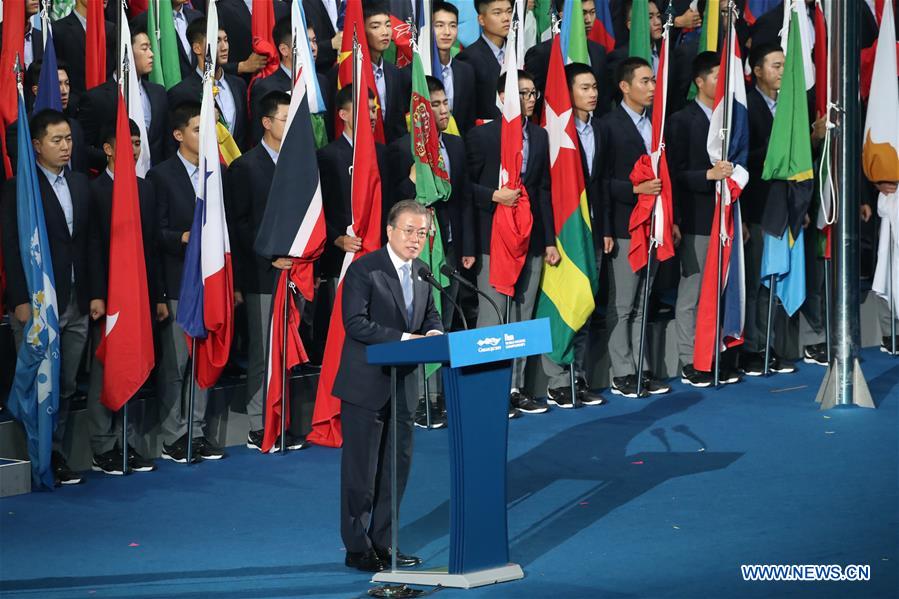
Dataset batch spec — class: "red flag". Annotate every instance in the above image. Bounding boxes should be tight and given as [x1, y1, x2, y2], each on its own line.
[95, 93, 155, 411]
[813, 2, 828, 119]
[0, 0, 25, 178]
[336, 0, 386, 142]
[308, 55, 384, 447]
[247, 0, 279, 103]
[489, 31, 532, 296]
[627, 25, 674, 272]
[86, 0, 107, 89]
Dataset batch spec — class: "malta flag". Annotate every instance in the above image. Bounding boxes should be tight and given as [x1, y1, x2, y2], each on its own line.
[535, 37, 598, 365]
[865, 0, 899, 318]
[628, 21, 674, 273]
[693, 25, 750, 373]
[588, 0, 616, 53]
[96, 93, 155, 411]
[336, 0, 386, 143]
[308, 50, 383, 447]
[489, 24, 533, 296]
[253, 67, 326, 454]
[86, 0, 108, 89]
[176, 0, 235, 389]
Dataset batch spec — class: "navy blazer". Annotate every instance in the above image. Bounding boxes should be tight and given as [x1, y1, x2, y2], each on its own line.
[52, 12, 116, 100]
[167, 70, 249, 150]
[667, 100, 716, 236]
[333, 246, 443, 410]
[302, 0, 338, 73]
[216, 0, 290, 78]
[525, 38, 612, 117]
[465, 119, 555, 256]
[742, 86, 774, 225]
[248, 67, 332, 144]
[455, 36, 503, 121]
[597, 103, 650, 239]
[578, 116, 610, 246]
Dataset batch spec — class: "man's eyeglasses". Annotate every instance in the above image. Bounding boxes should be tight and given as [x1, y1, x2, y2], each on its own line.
[398, 227, 428, 240]
[519, 90, 540, 100]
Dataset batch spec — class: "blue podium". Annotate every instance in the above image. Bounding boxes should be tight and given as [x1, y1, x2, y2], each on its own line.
[366, 318, 552, 589]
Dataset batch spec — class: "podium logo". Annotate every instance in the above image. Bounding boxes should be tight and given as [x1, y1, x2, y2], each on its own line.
[476, 337, 502, 353]
[503, 333, 526, 350]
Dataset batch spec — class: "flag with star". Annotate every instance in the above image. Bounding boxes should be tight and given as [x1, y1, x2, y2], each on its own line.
[535, 37, 598, 364]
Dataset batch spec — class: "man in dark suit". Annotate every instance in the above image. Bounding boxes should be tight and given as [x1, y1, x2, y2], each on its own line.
[130, 0, 204, 79]
[216, 0, 289, 79]
[0, 0, 44, 71]
[168, 18, 249, 150]
[541, 64, 609, 409]
[598, 56, 676, 398]
[361, 2, 411, 143]
[606, 0, 663, 103]
[525, 0, 612, 118]
[335, 200, 443, 573]
[51, 0, 116, 102]
[466, 69, 556, 417]
[85, 119, 163, 476]
[302, 0, 339, 73]
[2, 109, 106, 486]
[148, 102, 226, 463]
[432, 1, 477, 133]
[456, 0, 511, 121]
[76, 27, 170, 167]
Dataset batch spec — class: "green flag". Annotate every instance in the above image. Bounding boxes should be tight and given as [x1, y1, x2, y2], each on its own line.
[410, 49, 452, 377]
[535, 0, 553, 42]
[562, 0, 589, 65]
[148, 0, 183, 89]
[628, 0, 652, 62]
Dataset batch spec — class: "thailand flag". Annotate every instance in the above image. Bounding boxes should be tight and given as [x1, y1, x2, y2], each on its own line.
[588, 0, 616, 53]
[176, 0, 234, 388]
[693, 24, 749, 372]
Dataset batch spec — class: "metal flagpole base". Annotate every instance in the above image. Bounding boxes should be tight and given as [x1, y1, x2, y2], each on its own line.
[372, 563, 524, 589]
[815, 358, 876, 410]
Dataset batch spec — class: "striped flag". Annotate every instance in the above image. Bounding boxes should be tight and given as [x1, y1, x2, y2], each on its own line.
[308, 49, 384, 447]
[693, 23, 750, 372]
[588, 0, 616, 53]
[254, 68, 326, 453]
[536, 37, 598, 364]
[147, 0, 183, 89]
[175, 0, 235, 388]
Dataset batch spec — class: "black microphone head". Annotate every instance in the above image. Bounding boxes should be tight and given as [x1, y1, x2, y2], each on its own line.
[440, 264, 457, 278]
[417, 264, 434, 279]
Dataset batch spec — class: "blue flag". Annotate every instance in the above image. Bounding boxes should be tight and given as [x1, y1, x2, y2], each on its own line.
[33, 29, 63, 113]
[7, 89, 61, 490]
[761, 228, 806, 317]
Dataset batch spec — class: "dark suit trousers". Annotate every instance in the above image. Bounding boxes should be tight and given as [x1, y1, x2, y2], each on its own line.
[340, 370, 416, 553]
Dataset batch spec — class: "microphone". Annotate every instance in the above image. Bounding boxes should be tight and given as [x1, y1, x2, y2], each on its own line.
[440, 264, 504, 326]
[417, 265, 469, 330]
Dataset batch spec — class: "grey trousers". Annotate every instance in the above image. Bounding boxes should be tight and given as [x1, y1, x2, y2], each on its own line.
[878, 295, 898, 339]
[157, 299, 207, 443]
[245, 292, 272, 431]
[541, 255, 603, 389]
[475, 253, 543, 390]
[9, 291, 88, 457]
[86, 324, 139, 454]
[675, 234, 710, 367]
[606, 237, 657, 379]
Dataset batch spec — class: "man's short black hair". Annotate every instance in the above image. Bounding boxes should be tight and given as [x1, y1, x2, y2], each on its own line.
[29, 109, 69, 141]
[362, 2, 391, 21]
[433, 1, 459, 18]
[616, 56, 652, 84]
[99, 119, 141, 146]
[565, 62, 595, 91]
[497, 69, 535, 94]
[475, 0, 513, 15]
[130, 21, 149, 42]
[749, 42, 783, 71]
[272, 16, 291, 48]
[691, 50, 720, 83]
[426, 75, 446, 96]
[25, 59, 70, 90]
[335, 84, 376, 110]
[170, 101, 202, 132]
[259, 91, 291, 125]
[187, 17, 207, 47]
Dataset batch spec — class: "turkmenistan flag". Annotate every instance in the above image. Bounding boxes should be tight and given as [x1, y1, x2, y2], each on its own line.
[561, 0, 589, 65]
[536, 37, 598, 364]
[628, 0, 652, 63]
[147, 0, 182, 89]
[410, 47, 451, 375]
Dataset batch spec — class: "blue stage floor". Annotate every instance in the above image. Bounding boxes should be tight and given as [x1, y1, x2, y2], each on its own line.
[1, 348, 897, 599]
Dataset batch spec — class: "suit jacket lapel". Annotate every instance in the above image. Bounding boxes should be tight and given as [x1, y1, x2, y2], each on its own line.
[379, 248, 411, 327]
[411, 260, 429, 330]
[617, 105, 648, 155]
[37, 170, 71, 240]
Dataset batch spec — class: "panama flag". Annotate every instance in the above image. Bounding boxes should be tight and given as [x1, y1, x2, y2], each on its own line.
[628, 20, 674, 272]
[308, 49, 383, 447]
[693, 24, 750, 373]
[254, 65, 327, 453]
[588, 0, 616, 53]
[7, 86, 61, 490]
[119, 16, 152, 176]
[176, 0, 235, 389]
[866, 0, 899, 318]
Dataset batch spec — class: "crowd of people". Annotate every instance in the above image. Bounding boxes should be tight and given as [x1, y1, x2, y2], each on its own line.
[0, 0, 896, 491]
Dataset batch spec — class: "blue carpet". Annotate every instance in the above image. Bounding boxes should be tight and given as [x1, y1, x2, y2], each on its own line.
[1, 348, 897, 599]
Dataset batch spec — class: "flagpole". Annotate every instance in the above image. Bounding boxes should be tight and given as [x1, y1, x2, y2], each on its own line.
[117, 0, 131, 476]
[635, 241, 654, 397]
[186, 338, 197, 464]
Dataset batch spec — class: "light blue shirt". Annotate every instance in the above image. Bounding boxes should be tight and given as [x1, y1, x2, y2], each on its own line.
[213, 72, 237, 133]
[373, 58, 387, 116]
[440, 61, 455, 111]
[575, 115, 595, 177]
[261, 138, 279, 165]
[74, 9, 87, 31]
[695, 98, 713, 121]
[621, 101, 652, 154]
[37, 163, 73, 235]
[481, 33, 505, 67]
[172, 7, 191, 57]
[177, 150, 200, 197]
[244, 0, 253, 14]
[756, 86, 777, 116]
[521, 123, 530, 174]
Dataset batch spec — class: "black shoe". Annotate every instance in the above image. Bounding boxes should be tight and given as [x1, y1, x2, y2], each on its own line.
[193, 437, 226, 460]
[91, 449, 125, 476]
[272, 431, 309, 451]
[611, 375, 645, 398]
[719, 365, 742, 384]
[803, 343, 828, 366]
[413, 398, 447, 429]
[575, 377, 608, 405]
[547, 386, 575, 408]
[52, 452, 84, 485]
[508, 404, 521, 419]
[161, 436, 200, 464]
[246, 429, 269, 452]
[740, 353, 765, 377]
[127, 447, 156, 473]
[511, 390, 549, 414]
[373, 545, 423, 568]
[344, 549, 386, 573]
[681, 364, 713, 388]
[769, 354, 796, 374]
[640, 374, 671, 394]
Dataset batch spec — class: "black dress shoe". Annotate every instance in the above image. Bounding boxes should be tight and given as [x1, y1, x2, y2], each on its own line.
[373, 545, 422, 567]
[345, 549, 386, 572]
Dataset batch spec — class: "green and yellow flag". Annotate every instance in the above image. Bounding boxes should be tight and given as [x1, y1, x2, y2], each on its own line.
[148, 0, 183, 89]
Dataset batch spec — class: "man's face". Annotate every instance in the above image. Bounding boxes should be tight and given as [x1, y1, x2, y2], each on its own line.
[754, 51, 785, 91]
[697, 65, 719, 100]
[582, 0, 596, 34]
[131, 134, 142, 162]
[264, 103, 289, 143]
[429, 90, 450, 131]
[339, 98, 378, 132]
[58, 70, 71, 110]
[365, 14, 392, 54]
[387, 211, 429, 261]
[621, 65, 655, 108]
[478, 1, 512, 39]
[25, 0, 40, 17]
[518, 77, 538, 118]
[571, 73, 598, 114]
[172, 0, 190, 7]
[133, 33, 154, 77]
[217, 30, 229, 66]
[433, 10, 459, 51]
[307, 27, 319, 60]
[174, 116, 201, 156]
[33, 121, 72, 169]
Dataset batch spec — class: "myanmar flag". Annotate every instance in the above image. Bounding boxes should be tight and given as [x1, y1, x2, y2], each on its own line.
[535, 37, 598, 364]
[147, 0, 182, 90]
